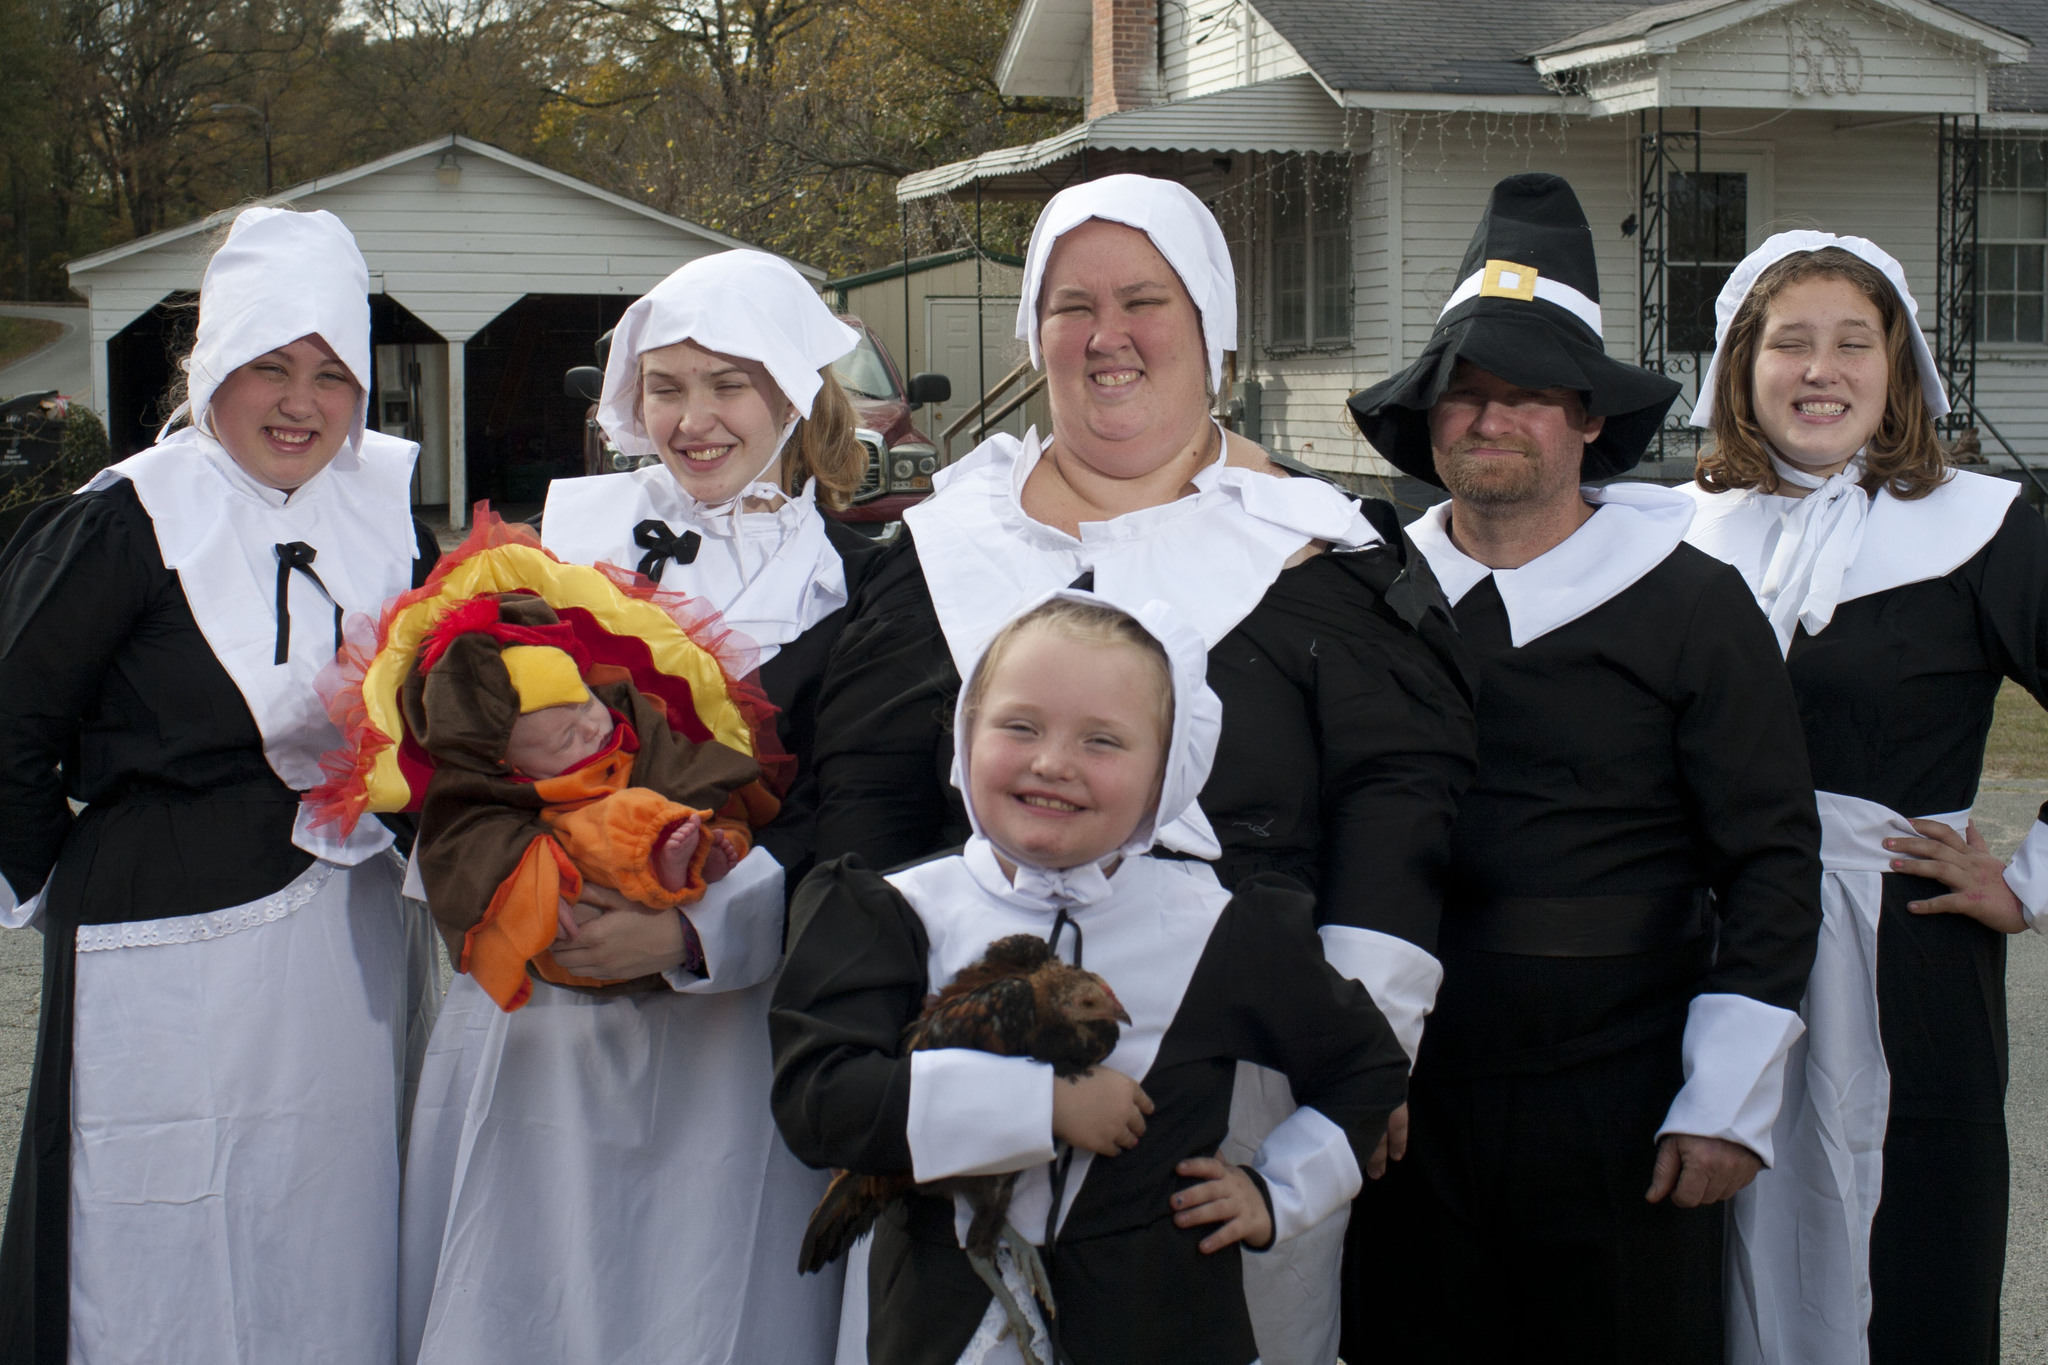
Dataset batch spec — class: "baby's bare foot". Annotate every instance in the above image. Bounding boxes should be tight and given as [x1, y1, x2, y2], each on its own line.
[703, 830, 740, 884]
[655, 814, 704, 892]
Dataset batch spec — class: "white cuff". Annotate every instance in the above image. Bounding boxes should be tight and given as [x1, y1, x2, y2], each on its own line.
[2002, 819, 2048, 935]
[1317, 925, 1442, 1065]
[1655, 992, 1805, 1166]
[907, 1050, 1056, 1181]
[663, 846, 787, 994]
[1248, 1105, 1363, 1246]
[0, 869, 47, 931]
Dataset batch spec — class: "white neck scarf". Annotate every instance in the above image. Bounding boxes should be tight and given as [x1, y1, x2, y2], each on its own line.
[1753, 452, 1872, 655]
[907, 425, 1377, 674]
[541, 459, 847, 664]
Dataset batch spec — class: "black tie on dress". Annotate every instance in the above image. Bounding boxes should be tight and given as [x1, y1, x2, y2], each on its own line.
[633, 519, 702, 583]
[273, 541, 342, 665]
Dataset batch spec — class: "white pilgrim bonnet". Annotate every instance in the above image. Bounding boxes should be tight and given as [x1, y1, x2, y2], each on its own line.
[599, 249, 859, 458]
[169, 206, 372, 450]
[1691, 230, 1948, 428]
[952, 588, 1223, 906]
[1015, 174, 1238, 392]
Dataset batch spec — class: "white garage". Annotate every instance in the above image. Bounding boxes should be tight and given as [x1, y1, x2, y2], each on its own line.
[65, 134, 821, 528]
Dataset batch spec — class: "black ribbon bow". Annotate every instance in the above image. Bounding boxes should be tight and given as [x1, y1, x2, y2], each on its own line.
[273, 541, 342, 666]
[633, 519, 702, 583]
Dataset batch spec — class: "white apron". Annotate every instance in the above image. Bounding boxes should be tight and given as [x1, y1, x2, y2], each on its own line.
[69, 851, 436, 1365]
[400, 849, 841, 1365]
[1724, 791, 1968, 1365]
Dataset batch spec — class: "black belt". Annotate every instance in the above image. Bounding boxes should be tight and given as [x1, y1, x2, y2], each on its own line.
[1440, 887, 1713, 958]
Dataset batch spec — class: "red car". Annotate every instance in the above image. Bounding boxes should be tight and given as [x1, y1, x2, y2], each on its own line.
[567, 316, 951, 534]
[827, 314, 950, 531]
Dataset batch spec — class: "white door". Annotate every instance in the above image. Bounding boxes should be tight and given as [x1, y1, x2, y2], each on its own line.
[926, 296, 1026, 442]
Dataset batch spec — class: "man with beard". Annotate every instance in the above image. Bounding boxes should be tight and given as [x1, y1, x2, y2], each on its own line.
[1338, 174, 1824, 1364]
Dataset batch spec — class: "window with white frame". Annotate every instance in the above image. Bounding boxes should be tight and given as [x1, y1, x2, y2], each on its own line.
[1270, 154, 1351, 349]
[1980, 138, 2048, 344]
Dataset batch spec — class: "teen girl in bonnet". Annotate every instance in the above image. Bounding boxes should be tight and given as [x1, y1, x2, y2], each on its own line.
[1685, 230, 2048, 1365]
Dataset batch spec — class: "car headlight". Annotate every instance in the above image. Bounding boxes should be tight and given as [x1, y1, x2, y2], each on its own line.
[893, 458, 914, 479]
[917, 455, 936, 473]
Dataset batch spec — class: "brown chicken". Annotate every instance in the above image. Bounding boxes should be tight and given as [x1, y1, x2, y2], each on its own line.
[799, 933, 1128, 1357]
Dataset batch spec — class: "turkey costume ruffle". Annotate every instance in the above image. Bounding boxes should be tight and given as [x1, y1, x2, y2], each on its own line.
[306, 514, 781, 1012]
[0, 207, 441, 1365]
[771, 590, 1409, 1365]
[809, 176, 1477, 1365]
[1681, 231, 2048, 1365]
[398, 256, 849, 1365]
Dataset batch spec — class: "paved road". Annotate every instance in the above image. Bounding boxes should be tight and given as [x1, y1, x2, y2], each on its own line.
[0, 794, 2041, 1354]
[0, 302, 93, 408]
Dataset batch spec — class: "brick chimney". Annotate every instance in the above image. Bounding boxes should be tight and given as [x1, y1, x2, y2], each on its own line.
[1088, 0, 1159, 118]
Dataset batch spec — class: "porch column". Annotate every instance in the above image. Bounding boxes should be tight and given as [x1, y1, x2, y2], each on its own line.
[447, 338, 467, 530]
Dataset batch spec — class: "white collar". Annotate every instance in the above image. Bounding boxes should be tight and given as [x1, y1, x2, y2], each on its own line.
[82, 426, 420, 864]
[1683, 466, 2018, 646]
[905, 424, 1378, 677]
[541, 464, 848, 663]
[1409, 482, 1696, 647]
[888, 848, 1231, 1244]
[906, 426, 1372, 859]
[962, 836, 1118, 912]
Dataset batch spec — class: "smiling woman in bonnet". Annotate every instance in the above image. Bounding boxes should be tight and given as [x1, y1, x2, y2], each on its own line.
[808, 174, 1478, 1365]
[397, 248, 857, 1365]
[541, 248, 881, 895]
[1683, 230, 2048, 1365]
[0, 205, 441, 1363]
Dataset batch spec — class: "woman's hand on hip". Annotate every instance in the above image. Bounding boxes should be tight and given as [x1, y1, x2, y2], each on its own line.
[1887, 820, 2030, 934]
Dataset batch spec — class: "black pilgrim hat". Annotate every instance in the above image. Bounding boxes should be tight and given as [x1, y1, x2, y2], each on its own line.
[1347, 173, 1681, 485]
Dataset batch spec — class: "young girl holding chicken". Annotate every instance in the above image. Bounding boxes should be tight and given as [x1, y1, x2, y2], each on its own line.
[771, 592, 1408, 1365]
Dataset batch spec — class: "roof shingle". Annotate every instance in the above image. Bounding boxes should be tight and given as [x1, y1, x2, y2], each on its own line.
[1249, 0, 2044, 110]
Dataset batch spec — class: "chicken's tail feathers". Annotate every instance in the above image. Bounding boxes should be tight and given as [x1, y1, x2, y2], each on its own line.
[799, 1169, 881, 1274]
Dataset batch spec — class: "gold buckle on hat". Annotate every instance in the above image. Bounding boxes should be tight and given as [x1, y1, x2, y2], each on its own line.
[1479, 259, 1539, 301]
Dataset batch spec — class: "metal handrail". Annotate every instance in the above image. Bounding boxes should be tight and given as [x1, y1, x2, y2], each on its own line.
[980, 373, 1047, 437]
[941, 358, 1033, 460]
[1947, 389, 2048, 503]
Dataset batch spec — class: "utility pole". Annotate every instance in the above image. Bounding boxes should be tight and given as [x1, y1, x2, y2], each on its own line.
[212, 99, 273, 195]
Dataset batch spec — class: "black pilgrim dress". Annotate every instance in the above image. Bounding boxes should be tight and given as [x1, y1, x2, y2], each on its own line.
[750, 517, 880, 884]
[770, 858, 1409, 1365]
[1782, 497, 2048, 1365]
[0, 480, 438, 1362]
[812, 506, 1477, 946]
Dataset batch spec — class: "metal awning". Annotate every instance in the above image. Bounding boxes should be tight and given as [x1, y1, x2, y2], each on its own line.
[897, 75, 1356, 201]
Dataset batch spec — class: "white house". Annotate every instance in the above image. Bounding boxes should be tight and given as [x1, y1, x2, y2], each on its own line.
[903, 0, 2048, 495]
[65, 134, 821, 527]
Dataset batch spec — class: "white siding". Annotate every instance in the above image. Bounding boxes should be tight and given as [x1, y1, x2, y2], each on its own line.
[1255, 115, 1642, 479]
[74, 147, 734, 348]
[1976, 355, 2048, 457]
[1661, 0, 1983, 112]
[314, 154, 724, 340]
[1239, 106, 2033, 478]
[1160, 0, 1307, 102]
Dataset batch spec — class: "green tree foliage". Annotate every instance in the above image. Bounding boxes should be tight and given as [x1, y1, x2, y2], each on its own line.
[0, 0, 1075, 294]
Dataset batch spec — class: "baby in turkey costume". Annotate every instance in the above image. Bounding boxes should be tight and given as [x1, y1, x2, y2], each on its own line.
[405, 590, 773, 1010]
